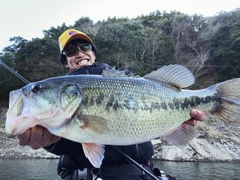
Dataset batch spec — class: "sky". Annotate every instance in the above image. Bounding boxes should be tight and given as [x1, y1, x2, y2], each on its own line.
[0, 0, 239, 53]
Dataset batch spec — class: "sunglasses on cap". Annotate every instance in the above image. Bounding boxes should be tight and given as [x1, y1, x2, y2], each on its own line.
[63, 43, 92, 57]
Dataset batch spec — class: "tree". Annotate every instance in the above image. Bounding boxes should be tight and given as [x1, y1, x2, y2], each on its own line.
[0, 36, 29, 99]
[73, 17, 99, 36]
[1, 9, 239, 103]
[94, 21, 147, 74]
[210, 9, 240, 81]
[43, 23, 70, 40]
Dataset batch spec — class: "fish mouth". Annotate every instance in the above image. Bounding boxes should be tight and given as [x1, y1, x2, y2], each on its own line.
[6, 129, 21, 138]
[6, 116, 39, 138]
[5, 89, 24, 137]
[8, 89, 23, 111]
[5, 89, 38, 138]
[6, 90, 24, 134]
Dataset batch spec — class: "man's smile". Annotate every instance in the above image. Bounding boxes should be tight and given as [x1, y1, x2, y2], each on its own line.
[77, 59, 89, 65]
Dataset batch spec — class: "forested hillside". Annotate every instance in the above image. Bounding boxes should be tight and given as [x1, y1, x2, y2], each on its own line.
[0, 9, 240, 102]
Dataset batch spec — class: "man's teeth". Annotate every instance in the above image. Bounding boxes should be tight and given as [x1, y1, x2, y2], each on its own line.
[77, 60, 88, 65]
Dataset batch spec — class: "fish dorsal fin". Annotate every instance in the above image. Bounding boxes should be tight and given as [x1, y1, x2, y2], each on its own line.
[144, 64, 195, 88]
[102, 66, 135, 77]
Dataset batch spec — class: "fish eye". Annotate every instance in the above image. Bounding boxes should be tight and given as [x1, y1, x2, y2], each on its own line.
[31, 83, 42, 93]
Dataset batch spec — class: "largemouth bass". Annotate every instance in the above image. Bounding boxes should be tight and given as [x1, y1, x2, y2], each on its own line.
[5, 64, 240, 167]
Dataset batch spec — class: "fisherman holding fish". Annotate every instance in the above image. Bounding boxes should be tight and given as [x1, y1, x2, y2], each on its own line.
[14, 29, 206, 180]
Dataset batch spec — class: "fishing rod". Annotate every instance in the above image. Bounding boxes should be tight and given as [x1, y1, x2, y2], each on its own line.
[112, 146, 160, 180]
[0, 59, 30, 84]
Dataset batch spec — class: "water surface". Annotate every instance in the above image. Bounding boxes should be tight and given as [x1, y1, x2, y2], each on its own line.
[0, 159, 239, 180]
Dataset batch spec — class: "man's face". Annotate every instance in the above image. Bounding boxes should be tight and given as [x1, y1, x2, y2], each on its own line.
[64, 40, 96, 69]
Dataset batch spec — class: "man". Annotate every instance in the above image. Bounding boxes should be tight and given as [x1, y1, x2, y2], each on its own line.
[17, 29, 206, 180]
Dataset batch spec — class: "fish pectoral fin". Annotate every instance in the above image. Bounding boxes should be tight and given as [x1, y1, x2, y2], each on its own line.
[162, 123, 198, 146]
[82, 143, 105, 168]
[77, 115, 109, 134]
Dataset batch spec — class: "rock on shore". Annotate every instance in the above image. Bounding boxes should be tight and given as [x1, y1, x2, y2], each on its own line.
[152, 119, 240, 162]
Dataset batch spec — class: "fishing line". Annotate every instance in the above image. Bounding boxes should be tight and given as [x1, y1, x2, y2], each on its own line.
[0, 60, 30, 84]
[112, 146, 159, 180]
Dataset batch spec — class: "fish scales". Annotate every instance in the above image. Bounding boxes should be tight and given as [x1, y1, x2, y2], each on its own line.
[5, 64, 240, 168]
[55, 75, 218, 145]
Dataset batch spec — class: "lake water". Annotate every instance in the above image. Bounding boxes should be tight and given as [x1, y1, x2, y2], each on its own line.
[153, 160, 240, 180]
[0, 159, 239, 180]
[0, 159, 58, 180]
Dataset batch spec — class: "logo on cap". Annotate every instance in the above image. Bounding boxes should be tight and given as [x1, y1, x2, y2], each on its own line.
[69, 31, 77, 36]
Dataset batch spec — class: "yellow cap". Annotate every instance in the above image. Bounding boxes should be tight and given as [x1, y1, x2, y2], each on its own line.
[58, 29, 92, 52]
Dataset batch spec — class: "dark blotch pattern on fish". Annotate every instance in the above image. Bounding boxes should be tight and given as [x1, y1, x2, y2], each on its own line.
[123, 97, 139, 112]
[105, 95, 115, 110]
[96, 93, 104, 105]
[83, 92, 219, 113]
[160, 103, 167, 110]
[89, 97, 94, 106]
[82, 96, 88, 105]
[178, 93, 219, 110]
[137, 94, 219, 112]
[113, 102, 119, 111]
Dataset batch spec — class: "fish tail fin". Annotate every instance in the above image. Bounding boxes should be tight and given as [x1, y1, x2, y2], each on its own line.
[210, 78, 240, 123]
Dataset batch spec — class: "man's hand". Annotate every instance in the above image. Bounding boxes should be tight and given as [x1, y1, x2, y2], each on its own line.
[185, 109, 206, 126]
[17, 125, 61, 150]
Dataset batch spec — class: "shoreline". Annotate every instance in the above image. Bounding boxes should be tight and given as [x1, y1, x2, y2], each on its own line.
[1, 156, 240, 164]
[1, 124, 240, 163]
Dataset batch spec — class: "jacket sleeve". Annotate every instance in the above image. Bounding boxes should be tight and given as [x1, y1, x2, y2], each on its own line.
[43, 138, 83, 155]
[44, 140, 154, 169]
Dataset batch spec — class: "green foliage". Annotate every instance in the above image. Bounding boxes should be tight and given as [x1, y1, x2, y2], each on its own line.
[1, 9, 240, 104]
[94, 20, 176, 75]
[94, 21, 147, 73]
[210, 10, 240, 81]
[0, 59, 26, 100]
[43, 23, 70, 40]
